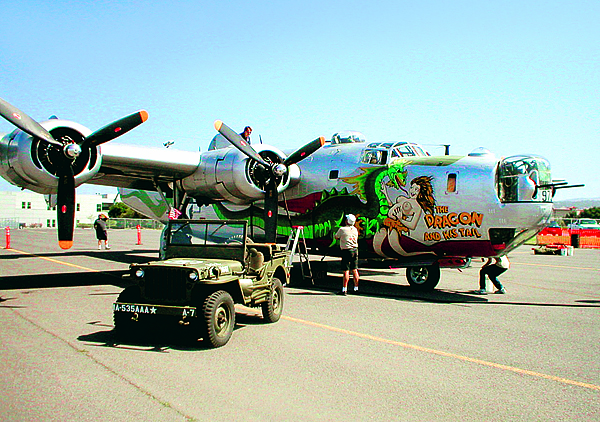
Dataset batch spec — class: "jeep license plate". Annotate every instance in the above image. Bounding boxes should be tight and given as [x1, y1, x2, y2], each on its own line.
[113, 303, 197, 317]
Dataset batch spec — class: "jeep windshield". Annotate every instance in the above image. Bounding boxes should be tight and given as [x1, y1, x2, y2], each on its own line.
[167, 220, 248, 246]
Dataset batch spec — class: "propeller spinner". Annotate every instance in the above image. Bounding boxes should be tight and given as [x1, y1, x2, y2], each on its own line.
[214, 120, 324, 242]
[0, 96, 148, 249]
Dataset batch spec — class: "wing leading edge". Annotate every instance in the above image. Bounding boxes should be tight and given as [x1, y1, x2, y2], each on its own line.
[88, 143, 201, 191]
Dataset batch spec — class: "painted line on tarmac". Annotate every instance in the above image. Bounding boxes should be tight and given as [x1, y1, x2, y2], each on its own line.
[7, 248, 121, 278]
[12, 247, 597, 392]
[283, 315, 600, 392]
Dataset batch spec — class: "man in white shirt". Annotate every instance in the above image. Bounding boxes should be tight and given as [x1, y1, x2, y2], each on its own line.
[334, 214, 360, 295]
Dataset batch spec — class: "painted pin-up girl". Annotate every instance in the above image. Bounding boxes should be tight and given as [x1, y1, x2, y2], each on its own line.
[373, 175, 435, 257]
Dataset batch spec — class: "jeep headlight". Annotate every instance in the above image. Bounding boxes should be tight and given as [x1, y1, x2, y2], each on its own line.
[188, 271, 199, 281]
[135, 268, 145, 278]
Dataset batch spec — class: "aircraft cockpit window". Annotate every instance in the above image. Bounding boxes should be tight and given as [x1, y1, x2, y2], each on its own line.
[396, 145, 416, 157]
[331, 131, 366, 144]
[412, 146, 430, 156]
[361, 150, 386, 165]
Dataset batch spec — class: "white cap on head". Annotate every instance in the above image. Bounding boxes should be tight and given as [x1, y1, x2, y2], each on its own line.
[345, 214, 356, 225]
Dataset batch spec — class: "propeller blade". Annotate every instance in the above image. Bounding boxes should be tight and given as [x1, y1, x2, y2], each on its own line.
[57, 167, 76, 250]
[84, 110, 149, 147]
[264, 182, 279, 243]
[214, 120, 270, 167]
[284, 136, 325, 166]
[0, 97, 62, 147]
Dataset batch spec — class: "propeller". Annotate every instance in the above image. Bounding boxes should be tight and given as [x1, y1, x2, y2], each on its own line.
[0, 96, 148, 249]
[0, 97, 62, 147]
[214, 120, 325, 242]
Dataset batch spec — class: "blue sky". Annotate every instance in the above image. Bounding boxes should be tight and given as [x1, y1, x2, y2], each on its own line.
[1, 0, 598, 200]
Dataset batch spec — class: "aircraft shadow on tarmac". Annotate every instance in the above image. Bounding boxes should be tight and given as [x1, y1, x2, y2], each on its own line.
[287, 275, 600, 308]
[0, 270, 132, 290]
[1, 249, 159, 266]
[77, 309, 268, 352]
[288, 275, 489, 304]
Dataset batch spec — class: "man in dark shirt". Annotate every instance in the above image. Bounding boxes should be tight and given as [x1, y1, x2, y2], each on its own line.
[93, 214, 110, 250]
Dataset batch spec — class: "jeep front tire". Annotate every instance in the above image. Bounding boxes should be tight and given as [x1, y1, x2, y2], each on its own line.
[203, 290, 235, 348]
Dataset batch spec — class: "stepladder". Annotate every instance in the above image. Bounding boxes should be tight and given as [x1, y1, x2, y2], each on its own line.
[285, 226, 313, 284]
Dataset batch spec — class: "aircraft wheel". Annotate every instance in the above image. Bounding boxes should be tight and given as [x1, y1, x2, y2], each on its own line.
[262, 277, 284, 323]
[406, 264, 440, 291]
[202, 290, 235, 348]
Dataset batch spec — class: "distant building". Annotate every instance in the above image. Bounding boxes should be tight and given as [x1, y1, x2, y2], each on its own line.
[0, 191, 116, 229]
[553, 206, 578, 219]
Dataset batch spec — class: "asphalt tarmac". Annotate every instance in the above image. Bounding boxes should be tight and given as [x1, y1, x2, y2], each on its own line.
[1, 228, 599, 421]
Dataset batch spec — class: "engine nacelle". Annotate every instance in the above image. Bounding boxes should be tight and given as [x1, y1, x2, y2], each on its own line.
[181, 144, 300, 204]
[0, 119, 102, 194]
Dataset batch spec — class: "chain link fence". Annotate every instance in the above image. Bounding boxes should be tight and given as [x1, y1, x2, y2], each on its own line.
[1, 218, 165, 230]
[2, 217, 598, 232]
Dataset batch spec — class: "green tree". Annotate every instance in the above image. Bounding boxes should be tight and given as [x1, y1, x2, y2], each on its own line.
[108, 202, 147, 219]
[565, 207, 600, 220]
[580, 207, 600, 219]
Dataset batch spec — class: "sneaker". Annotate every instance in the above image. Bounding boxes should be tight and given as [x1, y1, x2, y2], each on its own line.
[474, 289, 487, 295]
[494, 288, 506, 294]
[105, 245, 111, 250]
[98, 245, 102, 250]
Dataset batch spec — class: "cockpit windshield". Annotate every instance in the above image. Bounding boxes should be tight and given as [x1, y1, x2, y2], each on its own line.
[360, 141, 429, 164]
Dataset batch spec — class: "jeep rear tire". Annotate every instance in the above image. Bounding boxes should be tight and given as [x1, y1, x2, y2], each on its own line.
[261, 277, 284, 323]
[203, 290, 235, 348]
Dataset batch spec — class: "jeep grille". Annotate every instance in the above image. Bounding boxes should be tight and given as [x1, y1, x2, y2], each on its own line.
[142, 267, 189, 303]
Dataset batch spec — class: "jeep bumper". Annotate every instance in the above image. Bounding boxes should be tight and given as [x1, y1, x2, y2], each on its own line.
[113, 302, 198, 318]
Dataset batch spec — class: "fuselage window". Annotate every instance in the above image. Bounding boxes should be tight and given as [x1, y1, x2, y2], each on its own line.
[447, 173, 457, 193]
[329, 170, 339, 180]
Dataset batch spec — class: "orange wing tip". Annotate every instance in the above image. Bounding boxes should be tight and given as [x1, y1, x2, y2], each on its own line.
[319, 136, 325, 146]
[214, 120, 223, 131]
[139, 110, 149, 122]
[59, 240, 73, 250]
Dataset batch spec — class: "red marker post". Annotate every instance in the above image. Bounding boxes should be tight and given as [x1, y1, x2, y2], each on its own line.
[5, 227, 10, 249]
[136, 225, 142, 245]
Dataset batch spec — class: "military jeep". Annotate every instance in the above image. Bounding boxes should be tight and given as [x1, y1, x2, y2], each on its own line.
[113, 219, 290, 347]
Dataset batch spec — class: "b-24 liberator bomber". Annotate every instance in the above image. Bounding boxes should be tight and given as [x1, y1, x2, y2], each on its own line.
[113, 219, 289, 348]
[0, 96, 581, 291]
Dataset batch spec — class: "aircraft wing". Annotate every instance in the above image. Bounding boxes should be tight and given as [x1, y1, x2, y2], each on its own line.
[87, 143, 201, 191]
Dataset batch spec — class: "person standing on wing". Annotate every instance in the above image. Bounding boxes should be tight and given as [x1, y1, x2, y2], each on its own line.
[334, 214, 360, 295]
[240, 126, 252, 144]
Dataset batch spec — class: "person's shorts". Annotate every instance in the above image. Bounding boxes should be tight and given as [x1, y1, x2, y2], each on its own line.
[340, 248, 358, 271]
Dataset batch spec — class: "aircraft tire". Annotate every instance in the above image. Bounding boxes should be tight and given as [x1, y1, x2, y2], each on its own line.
[406, 264, 440, 291]
[261, 277, 284, 323]
[202, 290, 235, 348]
